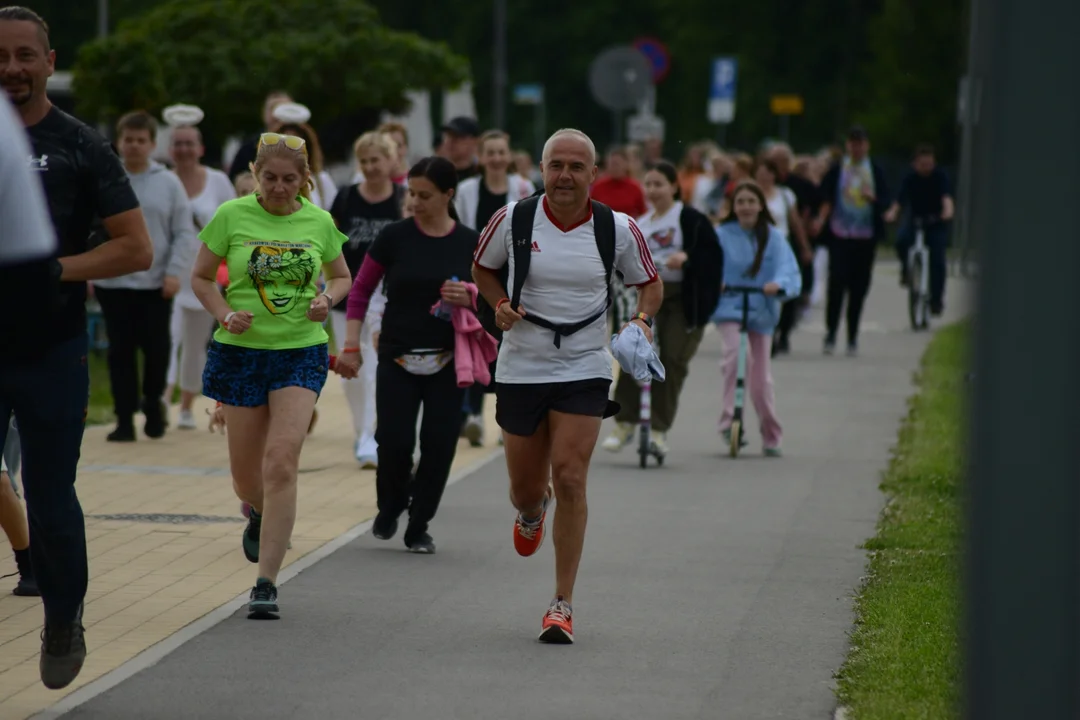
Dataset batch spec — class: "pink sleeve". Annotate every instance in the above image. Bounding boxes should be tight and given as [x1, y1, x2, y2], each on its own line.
[346, 255, 386, 321]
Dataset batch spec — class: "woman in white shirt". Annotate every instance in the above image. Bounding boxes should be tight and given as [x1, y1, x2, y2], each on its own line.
[602, 161, 724, 457]
[163, 106, 237, 429]
[753, 158, 811, 355]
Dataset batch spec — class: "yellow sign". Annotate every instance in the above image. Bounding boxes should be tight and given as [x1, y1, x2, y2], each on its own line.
[770, 95, 804, 116]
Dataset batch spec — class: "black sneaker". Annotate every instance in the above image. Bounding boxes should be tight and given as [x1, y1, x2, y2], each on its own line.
[40, 604, 86, 689]
[372, 511, 399, 540]
[404, 531, 436, 554]
[247, 579, 279, 619]
[107, 422, 135, 443]
[142, 399, 166, 439]
[846, 342, 858, 357]
[242, 508, 261, 563]
[823, 335, 836, 356]
[13, 554, 39, 596]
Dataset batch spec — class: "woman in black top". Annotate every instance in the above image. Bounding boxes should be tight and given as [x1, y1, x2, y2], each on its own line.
[328, 131, 405, 468]
[338, 157, 479, 554]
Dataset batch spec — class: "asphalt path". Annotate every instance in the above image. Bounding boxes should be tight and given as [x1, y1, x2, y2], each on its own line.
[57, 269, 971, 720]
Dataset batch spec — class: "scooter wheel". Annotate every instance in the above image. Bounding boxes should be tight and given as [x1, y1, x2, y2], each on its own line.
[729, 420, 742, 458]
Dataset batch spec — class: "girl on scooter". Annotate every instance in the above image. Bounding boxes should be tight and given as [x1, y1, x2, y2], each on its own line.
[711, 181, 802, 456]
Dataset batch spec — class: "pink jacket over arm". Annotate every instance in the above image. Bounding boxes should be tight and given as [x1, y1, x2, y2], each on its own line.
[434, 283, 499, 388]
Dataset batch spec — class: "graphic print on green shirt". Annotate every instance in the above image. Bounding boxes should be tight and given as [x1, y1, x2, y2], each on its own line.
[200, 194, 347, 350]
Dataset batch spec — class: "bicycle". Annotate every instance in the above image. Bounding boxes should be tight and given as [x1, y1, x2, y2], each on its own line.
[907, 216, 937, 331]
[636, 317, 665, 469]
[723, 285, 784, 458]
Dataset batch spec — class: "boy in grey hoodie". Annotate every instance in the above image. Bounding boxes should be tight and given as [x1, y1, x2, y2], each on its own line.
[94, 111, 197, 442]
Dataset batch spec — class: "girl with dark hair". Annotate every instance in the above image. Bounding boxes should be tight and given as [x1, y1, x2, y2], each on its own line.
[710, 181, 801, 456]
[338, 157, 480, 553]
[602, 161, 724, 456]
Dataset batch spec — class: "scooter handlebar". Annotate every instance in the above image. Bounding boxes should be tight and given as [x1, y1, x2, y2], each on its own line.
[722, 285, 787, 297]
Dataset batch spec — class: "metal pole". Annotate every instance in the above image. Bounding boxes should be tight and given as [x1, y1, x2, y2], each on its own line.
[492, 0, 507, 129]
[955, 0, 979, 277]
[717, 124, 727, 149]
[97, 0, 108, 38]
[966, 0, 1080, 718]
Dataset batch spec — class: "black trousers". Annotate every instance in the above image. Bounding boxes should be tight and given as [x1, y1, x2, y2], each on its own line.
[775, 238, 815, 344]
[825, 238, 878, 345]
[95, 287, 173, 420]
[375, 359, 465, 535]
[0, 335, 89, 624]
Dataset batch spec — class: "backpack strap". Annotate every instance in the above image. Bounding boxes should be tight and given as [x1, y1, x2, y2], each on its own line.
[591, 200, 616, 308]
[508, 196, 540, 313]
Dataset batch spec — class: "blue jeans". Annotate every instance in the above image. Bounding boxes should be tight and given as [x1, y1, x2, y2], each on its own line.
[0, 335, 89, 624]
[896, 221, 949, 309]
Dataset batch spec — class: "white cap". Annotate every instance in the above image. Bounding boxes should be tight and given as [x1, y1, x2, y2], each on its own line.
[272, 102, 311, 125]
[162, 104, 205, 127]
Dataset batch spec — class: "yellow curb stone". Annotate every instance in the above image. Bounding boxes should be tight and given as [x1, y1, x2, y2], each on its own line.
[0, 378, 501, 720]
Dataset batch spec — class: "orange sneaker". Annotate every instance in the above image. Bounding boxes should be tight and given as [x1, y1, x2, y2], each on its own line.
[538, 596, 573, 644]
[513, 486, 553, 557]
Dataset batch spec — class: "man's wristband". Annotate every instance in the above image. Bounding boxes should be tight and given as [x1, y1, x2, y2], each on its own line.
[631, 312, 653, 328]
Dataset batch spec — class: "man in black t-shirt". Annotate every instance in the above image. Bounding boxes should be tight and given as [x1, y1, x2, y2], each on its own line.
[0, 7, 153, 691]
[884, 144, 955, 314]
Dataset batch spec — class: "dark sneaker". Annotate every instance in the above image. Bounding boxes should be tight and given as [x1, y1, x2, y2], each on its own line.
[107, 423, 135, 442]
[247, 579, 279, 619]
[40, 605, 87, 689]
[404, 531, 435, 554]
[372, 511, 399, 541]
[846, 342, 859, 357]
[13, 552, 40, 596]
[142, 399, 166, 439]
[823, 335, 836, 356]
[538, 596, 574, 644]
[242, 508, 262, 563]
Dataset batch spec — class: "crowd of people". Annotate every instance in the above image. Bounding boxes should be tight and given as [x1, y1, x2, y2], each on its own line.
[0, 3, 958, 691]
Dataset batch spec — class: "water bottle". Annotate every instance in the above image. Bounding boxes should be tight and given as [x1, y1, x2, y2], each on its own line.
[433, 276, 458, 321]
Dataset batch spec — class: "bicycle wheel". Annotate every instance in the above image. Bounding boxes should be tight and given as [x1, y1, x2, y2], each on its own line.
[908, 255, 925, 330]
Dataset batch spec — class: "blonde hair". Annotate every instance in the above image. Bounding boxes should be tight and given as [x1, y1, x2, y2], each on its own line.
[377, 121, 409, 146]
[353, 131, 396, 160]
[250, 141, 313, 201]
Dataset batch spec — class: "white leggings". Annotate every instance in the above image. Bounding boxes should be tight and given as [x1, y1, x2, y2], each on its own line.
[329, 310, 378, 441]
[166, 304, 217, 394]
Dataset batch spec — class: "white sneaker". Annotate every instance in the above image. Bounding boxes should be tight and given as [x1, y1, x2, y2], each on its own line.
[355, 435, 378, 469]
[177, 409, 196, 430]
[463, 414, 483, 447]
[601, 422, 635, 452]
[650, 430, 669, 456]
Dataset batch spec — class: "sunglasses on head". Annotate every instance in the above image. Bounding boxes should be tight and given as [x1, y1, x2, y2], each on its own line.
[259, 132, 307, 153]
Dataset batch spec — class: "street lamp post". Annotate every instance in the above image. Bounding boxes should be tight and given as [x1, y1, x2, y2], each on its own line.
[493, 0, 507, 130]
[97, 0, 108, 38]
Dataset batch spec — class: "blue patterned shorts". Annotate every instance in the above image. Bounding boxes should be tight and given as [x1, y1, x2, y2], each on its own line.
[203, 341, 329, 408]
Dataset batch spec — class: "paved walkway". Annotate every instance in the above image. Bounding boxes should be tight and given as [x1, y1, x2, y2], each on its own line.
[0, 376, 500, 720]
[6, 268, 969, 720]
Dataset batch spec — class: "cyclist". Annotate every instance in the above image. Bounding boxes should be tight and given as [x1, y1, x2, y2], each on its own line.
[883, 144, 954, 315]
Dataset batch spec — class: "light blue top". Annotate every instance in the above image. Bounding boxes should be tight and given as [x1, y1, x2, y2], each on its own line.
[709, 222, 802, 334]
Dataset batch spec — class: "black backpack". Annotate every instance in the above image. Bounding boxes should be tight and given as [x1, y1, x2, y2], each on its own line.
[477, 195, 616, 348]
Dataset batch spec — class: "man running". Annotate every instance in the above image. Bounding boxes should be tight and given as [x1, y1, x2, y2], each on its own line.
[0, 6, 152, 689]
[473, 128, 662, 643]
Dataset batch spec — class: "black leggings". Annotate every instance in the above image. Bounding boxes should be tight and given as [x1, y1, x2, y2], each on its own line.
[775, 237, 815, 344]
[374, 359, 465, 535]
[825, 237, 878, 345]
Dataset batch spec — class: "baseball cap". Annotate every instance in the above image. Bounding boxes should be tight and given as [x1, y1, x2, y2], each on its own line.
[847, 125, 869, 141]
[441, 116, 480, 137]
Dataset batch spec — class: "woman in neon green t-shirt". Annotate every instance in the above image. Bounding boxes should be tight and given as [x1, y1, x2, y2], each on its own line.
[190, 133, 351, 620]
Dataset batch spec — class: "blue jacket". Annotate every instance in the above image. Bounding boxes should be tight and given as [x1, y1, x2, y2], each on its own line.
[709, 222, 802, 333]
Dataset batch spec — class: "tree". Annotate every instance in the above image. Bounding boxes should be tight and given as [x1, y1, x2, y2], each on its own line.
[71, 0, 471, 141]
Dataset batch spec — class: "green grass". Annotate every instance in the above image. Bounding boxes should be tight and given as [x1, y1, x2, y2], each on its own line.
[834, 321, 967, 719]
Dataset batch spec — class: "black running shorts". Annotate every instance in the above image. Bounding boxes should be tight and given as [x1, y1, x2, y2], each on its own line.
[494, 378, 618, 437]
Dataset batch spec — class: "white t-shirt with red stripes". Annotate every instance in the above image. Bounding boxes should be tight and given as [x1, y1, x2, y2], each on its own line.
[474, 196, 658, 384]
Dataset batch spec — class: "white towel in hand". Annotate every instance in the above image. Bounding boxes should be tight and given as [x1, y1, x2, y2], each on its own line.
[610, 324, 666, 383]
